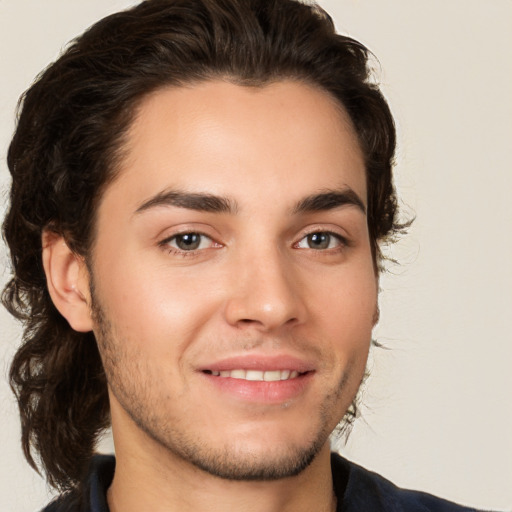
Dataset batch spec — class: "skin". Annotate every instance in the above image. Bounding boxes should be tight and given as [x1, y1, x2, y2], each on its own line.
[49, 80, 378, 512]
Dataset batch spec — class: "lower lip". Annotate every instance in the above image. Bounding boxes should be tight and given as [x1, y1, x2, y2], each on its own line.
[201, 372, 314, 404]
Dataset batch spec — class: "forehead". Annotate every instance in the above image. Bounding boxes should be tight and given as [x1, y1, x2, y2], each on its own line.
[103, 79, 366, 214]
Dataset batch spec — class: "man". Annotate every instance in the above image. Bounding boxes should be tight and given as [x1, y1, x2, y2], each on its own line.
[1, 0, 489, 511]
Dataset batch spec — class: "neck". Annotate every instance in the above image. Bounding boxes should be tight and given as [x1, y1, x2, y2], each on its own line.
[107, 428, 336, 512]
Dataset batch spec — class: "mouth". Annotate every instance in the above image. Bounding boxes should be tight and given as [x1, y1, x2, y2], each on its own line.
[200, 357, 314, 403]
[203, 369, 306, 381]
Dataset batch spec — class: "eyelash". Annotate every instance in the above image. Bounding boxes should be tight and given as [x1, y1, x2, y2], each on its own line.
[158, 229, 349, 257]
[159, 231, 218, 258]
[294, 230, 348, 252]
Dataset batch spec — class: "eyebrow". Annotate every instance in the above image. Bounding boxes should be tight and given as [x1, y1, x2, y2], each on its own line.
[292, 188, 366, 215]
[134, 187, 365, 216]
[135, 190, 238, 214]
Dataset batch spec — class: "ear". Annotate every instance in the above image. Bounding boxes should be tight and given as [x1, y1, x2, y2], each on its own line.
[42, 230, 93, 332]
[373, 303, 380, 326]
[372, 276, 380, 326]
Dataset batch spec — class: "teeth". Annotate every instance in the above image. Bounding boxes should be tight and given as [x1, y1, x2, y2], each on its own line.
[246, 370, 263, 381]
[207, 369, 302, 381]
[264, 370, 281, 382]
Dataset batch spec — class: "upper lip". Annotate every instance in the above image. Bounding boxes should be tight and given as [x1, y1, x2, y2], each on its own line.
[198, 354, 316, 373]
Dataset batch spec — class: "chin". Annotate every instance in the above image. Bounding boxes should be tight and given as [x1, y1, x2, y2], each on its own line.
[170, 434, 329, 481]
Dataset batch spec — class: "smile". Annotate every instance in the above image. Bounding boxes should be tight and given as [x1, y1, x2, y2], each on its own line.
[201, 364, 314, 403]
[204, 369, 302, 381]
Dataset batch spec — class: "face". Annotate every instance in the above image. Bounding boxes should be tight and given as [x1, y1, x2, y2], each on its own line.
[88, 80, 377, 480]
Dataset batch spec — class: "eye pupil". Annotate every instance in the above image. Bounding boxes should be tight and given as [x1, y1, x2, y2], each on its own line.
[176, 233, 201, 250]
[308, 233, 330, 249]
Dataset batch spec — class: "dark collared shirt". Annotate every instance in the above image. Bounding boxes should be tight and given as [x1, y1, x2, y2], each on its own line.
[42, 453, 484, 511]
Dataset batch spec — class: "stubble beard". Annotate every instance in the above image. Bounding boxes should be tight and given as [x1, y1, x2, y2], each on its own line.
[91, 290, 362, 482]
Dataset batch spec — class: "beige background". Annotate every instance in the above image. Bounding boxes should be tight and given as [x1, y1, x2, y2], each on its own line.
[1, 1, 511, 511]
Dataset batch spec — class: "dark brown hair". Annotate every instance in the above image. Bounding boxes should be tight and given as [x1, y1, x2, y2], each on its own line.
[3, 0, 401, 492]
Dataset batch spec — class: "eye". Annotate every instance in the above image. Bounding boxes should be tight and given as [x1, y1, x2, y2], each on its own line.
[163, 232, 214, 252]
[296, 231, 345, 250]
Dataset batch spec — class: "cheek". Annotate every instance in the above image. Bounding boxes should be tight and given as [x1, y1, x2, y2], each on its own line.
[307, 262, 377, 363]
[310, 263, 377, 327]
[92, 249, 222, 353]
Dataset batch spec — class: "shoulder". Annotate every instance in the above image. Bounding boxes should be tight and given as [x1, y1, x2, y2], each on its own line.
[331, 453, 484, 512]
[40, 492, 81, 512]
[40, 455, 115, 512]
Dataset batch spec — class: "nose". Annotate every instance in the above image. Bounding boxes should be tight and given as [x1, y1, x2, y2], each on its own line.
[223, 247, 307, 332]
